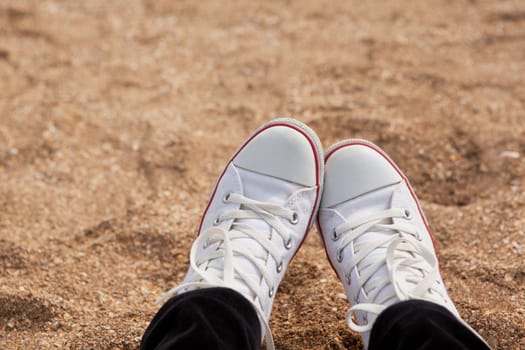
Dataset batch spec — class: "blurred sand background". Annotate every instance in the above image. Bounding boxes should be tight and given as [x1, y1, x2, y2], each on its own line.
[1, 0, 524, 349]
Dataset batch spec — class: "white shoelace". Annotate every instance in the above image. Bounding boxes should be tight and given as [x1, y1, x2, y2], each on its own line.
[332, 208, 445, 333]
[159, 192, 298, 350]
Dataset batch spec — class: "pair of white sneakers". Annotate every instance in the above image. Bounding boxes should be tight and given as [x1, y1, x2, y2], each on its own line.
[159, 118, 483, 349]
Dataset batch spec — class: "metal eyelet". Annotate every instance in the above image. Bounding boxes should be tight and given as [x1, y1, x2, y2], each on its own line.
[213, 217, 221, 225]
[345, 273, 352, 285]
[289, 212, 299, 225]
[284, 238, 293, 250]
[223, 193, 231, 203]
[268, 287, 275, 298]
[330, 229, 339, 241]
[336, 249, 344, 262]
[276, 261, 283, 273]
[404, 209, 412, 219]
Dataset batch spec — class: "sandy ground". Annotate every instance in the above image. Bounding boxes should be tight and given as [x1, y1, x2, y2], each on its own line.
[1, 0, 524, 349]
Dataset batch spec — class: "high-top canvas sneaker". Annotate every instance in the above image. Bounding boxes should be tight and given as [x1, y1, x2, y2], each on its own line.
[159, 118, 324, 350]
[317, 139, 489, 349]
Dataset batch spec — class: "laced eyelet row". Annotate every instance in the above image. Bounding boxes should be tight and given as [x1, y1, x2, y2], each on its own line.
[330, 228, 339, 241]
[336, 249, 344, 262]
[213, 193, 233, 224]
[345, 272, 352, 285]
[289, 212, 299, 225]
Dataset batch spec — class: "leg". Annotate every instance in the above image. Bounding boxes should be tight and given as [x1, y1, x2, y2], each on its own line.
[143, 119, 324, 350]
[318, 139, 491, 349]
[141, 287, 261, 350]
[369, 300, 491, 350]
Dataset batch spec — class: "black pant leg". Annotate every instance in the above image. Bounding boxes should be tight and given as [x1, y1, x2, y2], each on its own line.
[368, 299, 490, 350]
[140, 287, 262, 350]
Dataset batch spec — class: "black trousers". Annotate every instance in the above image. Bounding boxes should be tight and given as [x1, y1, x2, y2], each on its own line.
[141, 287, 490, 350]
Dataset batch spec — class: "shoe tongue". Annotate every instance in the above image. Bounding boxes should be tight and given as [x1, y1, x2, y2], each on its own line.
[238, 167, 299, 202]
[339, 184, 436, 309]
[335, 184, 400, 306]
[213, 167, 300, 303]
[334, 184, 394, 219]
[236, 166, 299, 233]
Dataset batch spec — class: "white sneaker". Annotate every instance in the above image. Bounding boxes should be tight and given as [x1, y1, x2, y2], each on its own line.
[318, 139, 478, 349]
[159, 118, 324, 350]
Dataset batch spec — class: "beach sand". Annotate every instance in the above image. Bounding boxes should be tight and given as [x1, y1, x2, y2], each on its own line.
[0, 1, 524, 348]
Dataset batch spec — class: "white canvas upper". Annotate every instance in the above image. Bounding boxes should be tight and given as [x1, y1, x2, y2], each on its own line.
[159, 119, 324, 350]
[318, 140, 460, 349]
[185, 166, 318, 320]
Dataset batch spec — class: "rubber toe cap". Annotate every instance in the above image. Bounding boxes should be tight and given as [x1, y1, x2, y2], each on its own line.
[233, 125, 318, 187]
[322, 143, 402, 207]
